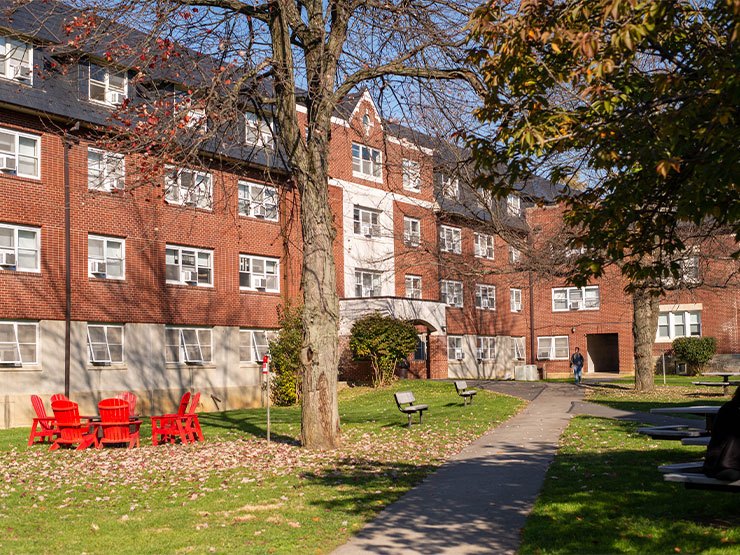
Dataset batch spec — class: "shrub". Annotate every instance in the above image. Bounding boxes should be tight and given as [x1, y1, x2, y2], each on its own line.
[269, 302, 303, 406]
[349, 312, 419, 387]
[672, 336, 717, 376]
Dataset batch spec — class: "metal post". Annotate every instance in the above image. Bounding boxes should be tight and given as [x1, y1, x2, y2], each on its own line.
[266, 358, 271, 444]
[662, 352, 666, 385]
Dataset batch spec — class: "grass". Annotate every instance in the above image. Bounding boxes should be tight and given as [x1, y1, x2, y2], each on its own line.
[520, 416, 740, 554]
[0, 380, 524, 554]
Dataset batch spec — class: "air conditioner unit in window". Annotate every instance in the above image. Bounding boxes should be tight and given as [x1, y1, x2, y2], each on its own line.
[182, 270, 198, 283]
[90, 260, 107, 275]
[10, 64, 31, 82]
[361, 225, 373, 237]
[255, 277, 267, 290]
[480, 298, 489, 309]
[513, 302, 522, 312]
[183, 192, 197, 206]
[253, 205, 266, 219]
[0, 251, 16, 266]
[455, 351, 464, 360]
[109, 91, 126, 105]
[570, 301, 581, 310]
[0, 156, 16, 172]
[111, 177, 124, 191]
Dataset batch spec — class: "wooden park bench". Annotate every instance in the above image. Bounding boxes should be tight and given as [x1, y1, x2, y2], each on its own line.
[394, 391, 428, 426]
[454, 381, 477, 406]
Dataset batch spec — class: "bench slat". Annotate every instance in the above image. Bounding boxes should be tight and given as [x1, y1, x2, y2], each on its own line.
[395, 391, 415, 405]
[664, 472, 740, 492]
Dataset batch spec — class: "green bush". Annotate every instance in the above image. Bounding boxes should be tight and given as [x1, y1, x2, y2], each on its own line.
[672, 336, 717, 376]
[349, 312, 419, 387]
[269, 302, 303, 406]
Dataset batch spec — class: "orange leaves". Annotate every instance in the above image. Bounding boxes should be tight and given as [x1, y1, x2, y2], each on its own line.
[656, 158, 681, 178]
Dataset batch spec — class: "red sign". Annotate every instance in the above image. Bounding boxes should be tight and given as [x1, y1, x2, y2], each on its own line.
[262, 355, 269, 374]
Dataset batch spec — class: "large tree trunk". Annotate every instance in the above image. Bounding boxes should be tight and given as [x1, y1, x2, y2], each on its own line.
[633, 286, 659, 392]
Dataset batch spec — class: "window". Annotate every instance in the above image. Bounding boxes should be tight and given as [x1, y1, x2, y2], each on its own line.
[439, 225, 462, 254]
[679, 254, 700, 284]
[0, 38, 32, 84]
[440, 279, 463, 307]
[239, 254, 280, 292]
[352, 143, 382, 179]
[0, 127, 40, 178]
[413, 335, 427, 361]
[509, 245, 521, 264]
[0, 223, 39, 272]
[165, 327, 212, 363]
[88, 235, 124, 279]
[656, 310, 701, 341]
[475, 284, 496, 310]
[239, 329, 277, 362]
[474, 233, 494, 259]
[437, 174, 459, 199]
[510, 288, 523, 312]
[87, 148, 124, 191]
[537, 336, 569, 360]
[402, 159, 421, 191]
[87, 324, 123, 364]
[404, 217, 420, 247]
[164, 167, 212, 209]
[513, 337, 526, 361]
[165, 245, 213, 286]
[477, 336, 496, 360]
[506, 194, 522, 216]
[0, 321, 37, 364]
[245, 112, 275, 148]
[447, 336, 463, 361]
[89, 64, 127, 105]
[405, 275, 422, 299]
[238, 181, 278, 220]
[355, 269, 381, 298]
[353, 207, 381, 237]
[552, 286, 600, 311]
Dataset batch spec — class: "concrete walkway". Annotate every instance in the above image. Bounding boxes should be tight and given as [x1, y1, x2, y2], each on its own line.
[332, 381, 696, 555]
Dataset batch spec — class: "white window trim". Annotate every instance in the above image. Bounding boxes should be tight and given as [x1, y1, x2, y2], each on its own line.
[405, 275, 422, 299]
[238, 181, 278, 221]
[656, 310, 702, 341]
[439, 225, 462, 254]
[438, 174, 459, 199]
[474, 233, 494, 259]
[165, 326, 212, 364]
[440, 279, 463, 307]
[476, 336, 496, 361]
[0, 222, 40, 272]
[239, 254, 281, 293]
[88, 64, 127, 106]
[87, 323, 124, 364]
[245, 112, 276, 149]
[552, 286, 600, 311]
[537, 336, 569, 360]
[165, 244, 214, 287]
[513, 337, 526, 361]
[0, 38, 32, 85]
[510, 288, 523, 312]
[87, 148, 125, 191]
[354, 269, 382, 298]
[447, 335, 464, 361]
[239, 328, 277, 363]
[88, 234, 125, 280]
[0, 321, 38, 365]
[475, 284, 496, 310]
[402, 158, 421, 191]
[509, 245, 521, 264]
[352, 143, 383, 183]
[353, 206, 382, 238]
[0, 127, 40, 179]
[507, 194, 522, 217]
[164, 166, 213, 210]
[403, 217, 421, 247]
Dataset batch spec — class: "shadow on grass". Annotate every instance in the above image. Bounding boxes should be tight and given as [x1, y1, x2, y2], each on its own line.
[197, 408, 301, 445]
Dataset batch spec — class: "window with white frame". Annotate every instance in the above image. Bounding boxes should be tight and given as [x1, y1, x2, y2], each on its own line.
[352, 143, 382, 179]
[474, 233, 494, 259]
[405, 275, 422, 299]
[89, 63, 127, 106]
[0, 38, 32, 84]
[510, 288, 523, 312]
[679, 253, 700, 283]
[0, 223, 39, 271]
[509, 245, 521, 264]
[404, 217, 420, 247]
[439, 225, 462, 254]
[413, 334, 426, 361]
[402, 159, 421, 191]
[239, 254, 280, 292]
[164, 167, 212, 209]
[87, 148, 124, 191]
[507, 194, 522, 216]
[552, 286, 600, 311]
[239, 329, 277, 362]
[165, 245, 213, 286]
[245, 112, 275, 148]
[440, 279, 463, 307]
[657, 310, 701, 341]
[513, 336, 526, 361]
[88, 234, 124, 279]
[537, 336, 569, 360]
[238, 181, 278, 220]
[0, 321, 37, 364]
[477, 187, 494, 208]
[475, 284, 496, 310]
[165, 327, 212, 363]
[447, 335, 463, 361]
[355, 269, 381, 298]
[477, 336, 496, 360]
[353, 207, 381, 237]
[0, 127, 40, 178]
[437, 174, 459, 199]
[87, 324, 123, 364]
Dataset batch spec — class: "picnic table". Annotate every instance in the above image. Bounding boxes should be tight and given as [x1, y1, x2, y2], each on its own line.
[694, 372, 740, 395]
[650, 405, 721, 434]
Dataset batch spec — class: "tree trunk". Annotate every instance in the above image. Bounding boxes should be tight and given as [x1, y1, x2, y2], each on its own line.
[633, 286, 659, 392]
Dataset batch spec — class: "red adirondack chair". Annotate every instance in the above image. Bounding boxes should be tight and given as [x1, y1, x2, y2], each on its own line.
[50, 394, 69, 404]
[151, 392, 191, 446]
[181, 392, 204, 443]
[115, 392, 137, 416]
[28, 395, 59, 446]
[98, 398, 141, 449]
[49, 400, 98, 451]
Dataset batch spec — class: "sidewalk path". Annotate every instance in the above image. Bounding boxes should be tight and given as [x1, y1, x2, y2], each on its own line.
[333, 381, 698, 554]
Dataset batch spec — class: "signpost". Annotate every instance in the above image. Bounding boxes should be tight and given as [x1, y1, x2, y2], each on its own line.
[263, 354, 270, 444]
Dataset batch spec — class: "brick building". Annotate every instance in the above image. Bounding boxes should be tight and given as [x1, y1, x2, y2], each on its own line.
[1, 1, 739, 427]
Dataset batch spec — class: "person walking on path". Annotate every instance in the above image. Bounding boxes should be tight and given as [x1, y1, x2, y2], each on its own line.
[570, 347, 584, 384]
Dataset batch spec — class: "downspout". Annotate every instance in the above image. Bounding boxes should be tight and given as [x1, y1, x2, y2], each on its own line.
[528, 268, 535, 366]
[62, 134, 71, 398]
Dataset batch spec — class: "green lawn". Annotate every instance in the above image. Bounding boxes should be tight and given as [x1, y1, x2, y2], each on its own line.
[520, 416, 740, 554]
[0, 380, 524, 554]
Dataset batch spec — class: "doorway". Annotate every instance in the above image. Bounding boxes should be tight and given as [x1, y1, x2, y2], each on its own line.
[586, 333, 620, 373]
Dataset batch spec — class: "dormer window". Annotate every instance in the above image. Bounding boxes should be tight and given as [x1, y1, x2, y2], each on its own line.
[437, 174, 459, 199]
[362, 113, 371, 133]
[507, 194, 522, 216]
[0, 38, 32, 84]
[89, 64, 127, 106]
[245, 112, 275, 149]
